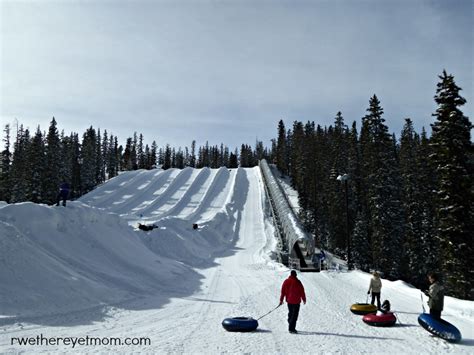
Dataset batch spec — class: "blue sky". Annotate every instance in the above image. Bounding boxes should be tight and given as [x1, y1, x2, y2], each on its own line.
[1, 0, 472, 150]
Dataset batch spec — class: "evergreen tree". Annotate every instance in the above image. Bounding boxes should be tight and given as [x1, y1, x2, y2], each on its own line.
[10, 125, 30, 202]
[171, 147, 176, 168]
[190, 140, 196, 168]
[107, 134, 118, 178]
[96, 129, 104, 184]
[138, 133, 145, 169]
[99, 130, 107, 181]
[255, 140, 265, 162]
[70, 133, 82, 198]
[270, 138, 277, 164]
[131, 132, 138, 170]
[150, 140, 158, 168]
[43, 117, 61, 204]
[430, 71, 473, 299]
[351, 210, 372, 270]
[58, 131, 73, 197]
[102, 130, 109, 177]
[118, 144, 124, 171]
[276, 120, 288, 174]
[347, 121, 363, 263]
[163, 144, 172, 170]
[360, 95, 403, 279]
[289, 121, 305, 190]
[144, 144, 151, 169]
[219, 143, 225, 167]
[157, 148, 164, 167]
[229, 150, 238, 168]
[416, 128, 439, 274]
[328, 113, 350, 253]
[123, 138, 133, 170]
[239, 144, 255, 167]
[223, 146, 230, 167]
[81, 127, 98, 193]
[210, 145, 219, 168]
[28, 127, 46, 203]
[0, 124, 12, 202]
[399, 118, 424, 282]
[175, 148, 184, 169]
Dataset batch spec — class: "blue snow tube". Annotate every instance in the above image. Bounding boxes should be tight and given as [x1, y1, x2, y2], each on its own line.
[418, 313, 462, 343]
[222, 317, 259, 332]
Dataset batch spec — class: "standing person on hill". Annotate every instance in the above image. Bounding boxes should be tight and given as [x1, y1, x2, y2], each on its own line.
[279, 270, 306, 334]
[368, 271, 382, 309]
[424, 272, 444, 320]
[56, 182, 70, 207]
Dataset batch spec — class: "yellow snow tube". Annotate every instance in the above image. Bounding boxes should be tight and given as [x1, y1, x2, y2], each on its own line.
[350, 303, 377, 315]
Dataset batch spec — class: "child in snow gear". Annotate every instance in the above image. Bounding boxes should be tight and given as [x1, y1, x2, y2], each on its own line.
[56, 182, 70, 207]
[424, 272, 444, 320]
[279, 270, 306, 334]
[380, 300, 391, 314]
[368, 271, 382, 309]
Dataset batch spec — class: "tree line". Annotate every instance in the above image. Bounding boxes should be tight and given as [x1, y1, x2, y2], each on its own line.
[0, 119, 268, 205]
[272, 71, 473, 300]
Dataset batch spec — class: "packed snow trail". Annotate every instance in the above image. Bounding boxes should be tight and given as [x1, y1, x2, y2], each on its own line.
[1, 167, 473, 354]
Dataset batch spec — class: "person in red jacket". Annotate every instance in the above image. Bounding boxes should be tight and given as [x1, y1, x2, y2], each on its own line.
[279, 270, 306, 334]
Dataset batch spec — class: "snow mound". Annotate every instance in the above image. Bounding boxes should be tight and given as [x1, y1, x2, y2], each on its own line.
[0, 167, 262, 322]
[0, 202, 190, 318]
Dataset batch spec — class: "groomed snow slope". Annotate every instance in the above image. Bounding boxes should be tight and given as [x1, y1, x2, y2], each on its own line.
[1, 167, 473, 354]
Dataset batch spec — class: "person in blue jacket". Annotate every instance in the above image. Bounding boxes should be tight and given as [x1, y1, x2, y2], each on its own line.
[56, 182, 70, 206]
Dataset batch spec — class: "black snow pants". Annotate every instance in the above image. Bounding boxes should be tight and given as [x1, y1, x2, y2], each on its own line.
[287, 303, 300, 332]
[430, 308, 442, 320]
[56, 190, 68, 206]
[371, 292, 381, 309]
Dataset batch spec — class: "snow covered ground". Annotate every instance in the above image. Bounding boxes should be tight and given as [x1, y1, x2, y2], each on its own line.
[1, 167, 473, 354]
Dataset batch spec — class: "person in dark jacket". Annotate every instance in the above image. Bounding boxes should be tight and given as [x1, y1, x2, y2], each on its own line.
[424, 272, 444, 320]
[56, 182, 70, 207]
[279, 270, 306, 334]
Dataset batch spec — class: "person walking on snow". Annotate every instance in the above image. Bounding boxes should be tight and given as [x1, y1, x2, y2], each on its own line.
[279, 270, 306, 334]
[424, 272, 444, 320]
[368, 271, 382, 309]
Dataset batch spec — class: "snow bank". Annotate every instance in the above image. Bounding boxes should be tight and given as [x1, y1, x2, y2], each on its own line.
[0, 202, 188, 319]
[0, 167, 256, 322]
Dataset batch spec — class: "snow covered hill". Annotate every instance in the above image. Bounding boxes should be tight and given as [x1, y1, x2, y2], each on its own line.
[1, 167, 473, 354]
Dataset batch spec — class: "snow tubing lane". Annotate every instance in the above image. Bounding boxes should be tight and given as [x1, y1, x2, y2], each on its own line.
[417, 313, 462, 343]
[362, 312, 396, 327]
[222, 317, 259, 332]
[350, 303, 377, 315]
